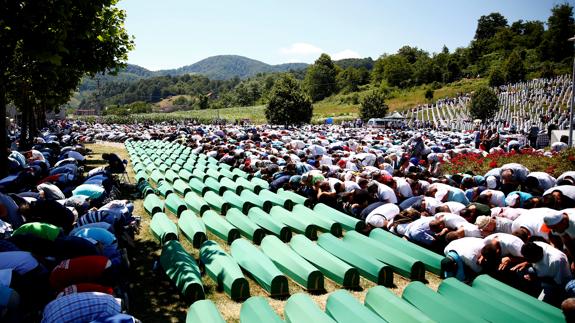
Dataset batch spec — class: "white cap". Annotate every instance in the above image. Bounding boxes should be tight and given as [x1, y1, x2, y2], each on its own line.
[486, 176, 497, 189]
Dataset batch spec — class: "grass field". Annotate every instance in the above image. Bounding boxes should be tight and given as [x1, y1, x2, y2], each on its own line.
[84, 142, 441, 322]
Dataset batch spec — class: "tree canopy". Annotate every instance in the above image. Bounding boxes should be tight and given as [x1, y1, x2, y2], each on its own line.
[359, 90, 388, 121]
[265, 74, 313, 125]
[469, 87, 500, 122]
[304, 53, 337, 102]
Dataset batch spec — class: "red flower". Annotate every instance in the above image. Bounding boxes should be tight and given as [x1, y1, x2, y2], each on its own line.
[489, 160, 498, 168]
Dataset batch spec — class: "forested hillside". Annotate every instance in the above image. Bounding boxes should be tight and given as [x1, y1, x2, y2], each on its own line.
[77, 4, 574, 117]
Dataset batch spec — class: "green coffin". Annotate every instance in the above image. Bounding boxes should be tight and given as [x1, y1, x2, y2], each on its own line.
[158, 163, 169, 173]
[269, 206, 317, 240]
[232, 168, 251, 180]
[173, 178, 191, 196]
[202, 210, 240, 245]
[277, 188, 312, 207]
[343, 231, 425, 281]
[326, 290, 385, 323]
[218, 163, 232, 171]
[235, 177, 261, 193]
[178, 169, 193, 181]
[178, 210, 207, 248]
[160, 240, 205, 303]
[240, 190, 273, 212]
[145, 163, 156, 175]
[240, 296, 283, 323]
[165, 193, 187, 217]
[185, 300, 225, 323]
[259, 190, 294, 210]
[313, 203, 365, 232]
[182, 162, 195, 173]
[471, 275, 564, 322]
[218, 167, 238, 181]
[261, 235, 324, 292]
[135, 170, 148, 184]
[171, 164, 181, 173]
[290, 235, 359, 289]
[189, 177, 209, 196]
[150, 169, 165, 185]
[157, 181, 174, 198]
[150, 212, 178, 244]
[200, 240, 250, 301]
[247, 208, 292, 242]
[192, 169, 208, 182]
[364, 286, 434, 323]
[220, 177, 244, 195]
[284, 293, 335, 323]
[184, 191, 211, 216]
[223, 191, 254, 214]
[164, 169, 179, 184]
[144, 194, 164, 216]
[203, 191, 231, 215]
[204, 177, 227, 195]
[225, 208, 265, 245]
[292, 204, 342, 237]
[369, 229, 442, 275]
[250, 177, 270, 191]
[231, 239, 289, 298]
[402, 282, 484, 323]
[317, 233, 393, 287]
[206, 168, 224, 181]
[438, 278, 533, 323]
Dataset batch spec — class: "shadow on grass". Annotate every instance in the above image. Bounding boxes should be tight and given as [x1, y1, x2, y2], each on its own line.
[128, 239, 188, 322]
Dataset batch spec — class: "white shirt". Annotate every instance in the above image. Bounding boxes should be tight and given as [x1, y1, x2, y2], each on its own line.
[376, 182, 398, 204]
[365, 204, 400, 228]
[527, 172, 556, 190]
[544, 185, 575, 200]
[512, 208, 555, 240]
[444, 237, 484, 273]
[483, 233, 524, 257]
[532, 241, 572, 285]
[394, 177, 413, 199]
[480, 189, 506, 207]
[491, 207, 526, 221]
[440, 202, 466, 215]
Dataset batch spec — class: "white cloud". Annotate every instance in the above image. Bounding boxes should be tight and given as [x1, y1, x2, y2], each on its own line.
[279, 42, 323, 56]
[331, 49, 361, 60]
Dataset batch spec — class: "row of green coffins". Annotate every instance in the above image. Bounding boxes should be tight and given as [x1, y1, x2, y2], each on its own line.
[128, 140, 565, 322]
[187, 274, 563, 323]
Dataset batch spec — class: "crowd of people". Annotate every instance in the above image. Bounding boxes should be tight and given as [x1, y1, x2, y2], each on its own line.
[1, 124, 141, 322]
[3, 114, 575, 320]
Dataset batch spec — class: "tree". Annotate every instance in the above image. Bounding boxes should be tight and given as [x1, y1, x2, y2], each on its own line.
[488, 68, 506, 87]
[380, 55, 414, 88]
[475, 13, 508, 40]
[1, 0, 132, 175]
[424, 89, 434, 101]
[544, 4, 575, 62]
[265, 74, 313, 125]
[304, 53, 337, 102]
[469, 87, 500, 122]
[336, 67, 363, 93]
[503, 50, 526, 84]
[359, 90, 388, 121]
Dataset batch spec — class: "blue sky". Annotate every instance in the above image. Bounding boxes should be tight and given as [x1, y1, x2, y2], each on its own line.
[117, 0, 570, 71]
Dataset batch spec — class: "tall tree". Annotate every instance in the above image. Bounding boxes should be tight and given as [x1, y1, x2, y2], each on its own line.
[475, 13, 508, 40]
[304, 53, 337, 102]
[359, 90, 388, 121]
[0, 0, 133, 162]
[381, 55, 414, 88]
[503, 50, 526, 84]
[544, 3, 575, 62]
[266, 74, 312, 125]
[470, 87, 500, 122]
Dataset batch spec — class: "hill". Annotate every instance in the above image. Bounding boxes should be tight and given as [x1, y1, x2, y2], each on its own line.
[156, 55, 308, 80]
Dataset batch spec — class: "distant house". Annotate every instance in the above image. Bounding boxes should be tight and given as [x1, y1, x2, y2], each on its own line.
[75, 109, 98, 116]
